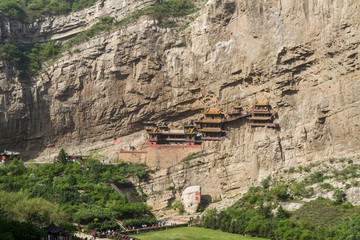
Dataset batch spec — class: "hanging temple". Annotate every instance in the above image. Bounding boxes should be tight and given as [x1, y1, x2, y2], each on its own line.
[144, 101, 279, 148]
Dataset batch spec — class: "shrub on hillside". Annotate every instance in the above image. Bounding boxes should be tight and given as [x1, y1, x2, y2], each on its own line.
[122, 218, 157, 228]
[272, 184, 289, 201]
[261, 176, 271, 190]
[332, 190, 346, 206]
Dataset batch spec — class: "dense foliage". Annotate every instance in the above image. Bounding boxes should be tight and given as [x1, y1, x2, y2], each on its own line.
[0, 216, 46, 240]
[0, 155, 153, 228]
[0, 0, 97, 21]
[142, 0, 197, 27]
[0, 40, 62, 83]
[0, 191, 65, 226]
[123, 217, 157, 227]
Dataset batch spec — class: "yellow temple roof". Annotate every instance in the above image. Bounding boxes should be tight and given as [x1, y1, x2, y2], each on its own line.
[199, 128, 223, 132]
[150, 128, 158, 133]
[203, 108, 222, 114]
[248, 116, 272, 120]
[186, 128, 197, 134]
[255, 101, 268, 105]
[200, 119, 222, 123]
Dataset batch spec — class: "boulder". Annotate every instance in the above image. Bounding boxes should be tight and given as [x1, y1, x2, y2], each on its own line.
[181, 186, 201, 214]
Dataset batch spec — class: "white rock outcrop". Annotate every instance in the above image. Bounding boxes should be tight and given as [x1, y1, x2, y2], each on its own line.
[181, 186, 201, 214]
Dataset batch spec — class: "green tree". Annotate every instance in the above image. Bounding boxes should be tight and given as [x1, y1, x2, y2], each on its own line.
[0, 216, 46, 240]
[261, 176, 271, 190]
[330, 215, 360, 239]
[272, 184, 289, 201]
[0, 191, 65, 227]
[0, 1, 26, 20]
[332, 190, 346, 206]
[276, 206, 292, 220]
[55, 148, 68, 164]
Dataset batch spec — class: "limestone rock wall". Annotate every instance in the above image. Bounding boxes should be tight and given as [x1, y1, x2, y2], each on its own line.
[0, 0, 359, 204]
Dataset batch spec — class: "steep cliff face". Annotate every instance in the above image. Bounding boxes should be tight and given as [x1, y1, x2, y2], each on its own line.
[0, 0, 359, 199]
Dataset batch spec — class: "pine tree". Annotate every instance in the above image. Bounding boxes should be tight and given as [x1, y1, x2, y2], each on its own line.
[56, 148, 68, 164]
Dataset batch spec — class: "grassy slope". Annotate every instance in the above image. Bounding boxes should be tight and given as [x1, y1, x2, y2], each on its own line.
[130, 227, 267, 240]
[294, 198, 360, 227]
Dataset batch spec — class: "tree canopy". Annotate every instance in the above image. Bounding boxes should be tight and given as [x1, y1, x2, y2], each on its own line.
[0, 0, 97, 22]
[0, 156, 153, 229]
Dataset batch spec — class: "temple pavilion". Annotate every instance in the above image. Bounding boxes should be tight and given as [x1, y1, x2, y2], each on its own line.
[247, 101, 277, 128]
[147, 122, 200, 147]
[44, 222, 65, 240]
[198, 108, 225, 140]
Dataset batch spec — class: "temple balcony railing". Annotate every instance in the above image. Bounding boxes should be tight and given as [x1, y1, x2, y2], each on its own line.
[165, 138, 186, 141]
[200, 118, 223, 123]
[248, 116, 273, 120]
[199, 127, 223, 132]
[201, 137, 221, 141]
[252, 109, 271, 113]
[248, 122, 278, 128]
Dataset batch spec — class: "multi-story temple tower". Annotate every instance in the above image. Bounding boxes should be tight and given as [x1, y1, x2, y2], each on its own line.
[198, 108, 225, 140]
[248, 101, 277, 128]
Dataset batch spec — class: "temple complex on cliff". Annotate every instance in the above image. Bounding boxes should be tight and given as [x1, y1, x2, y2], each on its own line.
[121, 101, 278, 169]
[144, 101, 278, 146]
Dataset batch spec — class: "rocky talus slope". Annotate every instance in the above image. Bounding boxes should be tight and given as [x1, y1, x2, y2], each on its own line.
[0, 0, 359, 208]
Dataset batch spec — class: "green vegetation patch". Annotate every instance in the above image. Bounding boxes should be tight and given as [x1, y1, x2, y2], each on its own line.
[0, 40, 62, 83]
[0, 0, 197, 23]
[0, 154, 153, 229]
[294, 198, 359, 227]
[0, 216, 46, 240]
[130, 226, 266, 240]
[181, 150, 215, 163]
[0, 0, 97, 22]
[123, 218, 157, 228]
[170, 200, 184, 214]
[142, 0, 197, 27]
[0, 190, 64, 226]
[65, 16, 115, 49]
